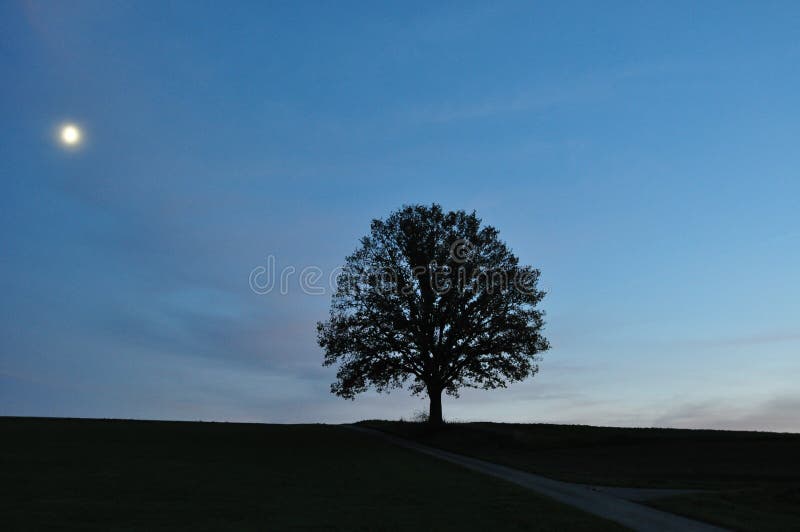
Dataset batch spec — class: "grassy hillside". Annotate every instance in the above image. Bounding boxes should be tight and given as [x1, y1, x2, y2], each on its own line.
[361, 420, 800, 531]
[360, 420, 800, 488]
[0, 417, 623, 531]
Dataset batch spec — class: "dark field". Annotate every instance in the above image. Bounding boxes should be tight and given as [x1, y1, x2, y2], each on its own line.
[362, 420, 800, 531]
[0, 417, 622, 531]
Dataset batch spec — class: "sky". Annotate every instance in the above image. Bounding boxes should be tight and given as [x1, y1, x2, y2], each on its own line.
[1, 1, 799, 431]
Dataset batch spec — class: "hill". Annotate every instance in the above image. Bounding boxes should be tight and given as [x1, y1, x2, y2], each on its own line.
[0, 417, 621, 531]
[361, 420, 800, 531]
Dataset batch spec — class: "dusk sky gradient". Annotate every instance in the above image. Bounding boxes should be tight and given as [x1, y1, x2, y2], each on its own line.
[2, 1, 799, 431]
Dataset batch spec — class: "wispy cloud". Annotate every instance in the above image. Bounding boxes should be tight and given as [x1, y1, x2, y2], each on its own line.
[399, 63, 673, 125]
[401, 83, 607, 124]
[403, 3, 508, 43]
[677, 331, 800, 349]
[653, 394, 800, 433]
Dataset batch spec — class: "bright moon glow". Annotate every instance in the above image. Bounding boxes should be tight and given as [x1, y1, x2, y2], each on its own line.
[60, 124, 82, 146]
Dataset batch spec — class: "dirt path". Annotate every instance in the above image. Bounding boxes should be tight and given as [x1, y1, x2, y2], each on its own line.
[347, 425, 727, 532]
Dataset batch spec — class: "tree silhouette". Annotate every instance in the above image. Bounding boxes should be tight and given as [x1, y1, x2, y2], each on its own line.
[318, 204, 549, 426]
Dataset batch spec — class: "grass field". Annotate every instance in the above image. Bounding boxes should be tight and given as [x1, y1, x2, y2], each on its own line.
[0, 417, 623, 531]
[361, 420, 800, 531]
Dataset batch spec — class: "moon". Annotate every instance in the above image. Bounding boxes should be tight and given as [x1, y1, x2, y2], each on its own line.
[60, 124, 82, 147]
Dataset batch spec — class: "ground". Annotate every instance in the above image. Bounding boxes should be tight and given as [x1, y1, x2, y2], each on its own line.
[0, 417, 622, 531]
[361, 420, 800, 531]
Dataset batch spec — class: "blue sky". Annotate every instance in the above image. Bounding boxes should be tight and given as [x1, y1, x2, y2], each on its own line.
[2, 1, 799, 430]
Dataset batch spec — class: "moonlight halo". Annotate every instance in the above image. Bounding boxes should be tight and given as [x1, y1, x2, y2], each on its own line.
[59, 123, 82, 147]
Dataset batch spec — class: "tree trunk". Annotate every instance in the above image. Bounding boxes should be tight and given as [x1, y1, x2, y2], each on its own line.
[428, 386, 443, 427]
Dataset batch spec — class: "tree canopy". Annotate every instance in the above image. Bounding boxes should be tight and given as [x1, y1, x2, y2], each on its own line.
[317, 204, 549, 425]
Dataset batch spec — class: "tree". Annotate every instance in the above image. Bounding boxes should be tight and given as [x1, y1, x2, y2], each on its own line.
[317, 204, 549, 426]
